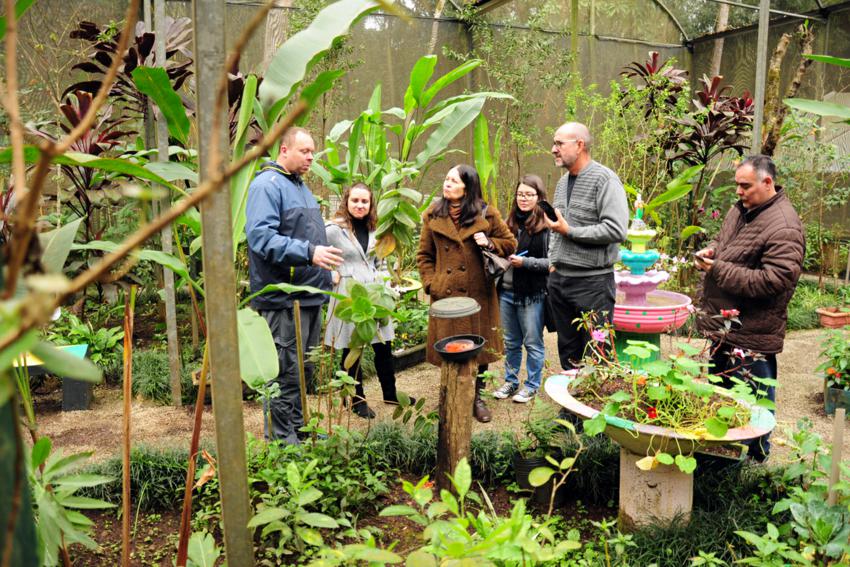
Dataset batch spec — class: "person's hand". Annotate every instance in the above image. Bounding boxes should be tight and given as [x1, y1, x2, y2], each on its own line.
[473, 231, 491, 248]
[693, 247, 715, 272]
[545, 208, 569, 235]
[312, 245, 343, 270]
[508, 254, 524, 267]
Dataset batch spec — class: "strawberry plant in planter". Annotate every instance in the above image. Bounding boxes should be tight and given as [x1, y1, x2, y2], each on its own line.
[816, 328, 850, 417]
[547, 321, 775, 475]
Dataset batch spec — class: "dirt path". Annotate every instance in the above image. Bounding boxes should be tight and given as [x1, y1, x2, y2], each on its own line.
[34, 329, 847, 466]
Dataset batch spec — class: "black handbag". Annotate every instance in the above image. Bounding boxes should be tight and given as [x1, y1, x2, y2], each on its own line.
[481, 247, 511, 281]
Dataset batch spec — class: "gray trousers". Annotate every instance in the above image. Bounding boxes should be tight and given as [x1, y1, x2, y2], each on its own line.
[260, 305, 323, 444]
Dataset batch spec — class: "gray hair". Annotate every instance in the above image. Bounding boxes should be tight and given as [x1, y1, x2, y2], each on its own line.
[739, 155, 777, 182]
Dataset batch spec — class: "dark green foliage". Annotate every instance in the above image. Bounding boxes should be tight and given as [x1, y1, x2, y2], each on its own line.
[469, 430, 514, 487]
[568, 434, 620, 507]
[77, 446, 203, 512]
[366, 421, 437, 475]
[131, 348, 200, 405]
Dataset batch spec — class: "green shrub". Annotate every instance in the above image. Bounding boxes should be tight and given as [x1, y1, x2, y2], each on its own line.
[469, 430, 514, 486]
[787, 280, 832, 331]
[366, 421, 437, 475]
[131, 348, 199, 405]
[77, 446, 204, 512]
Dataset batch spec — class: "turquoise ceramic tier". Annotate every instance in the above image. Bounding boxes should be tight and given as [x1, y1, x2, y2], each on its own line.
[619, 249, 660, 276]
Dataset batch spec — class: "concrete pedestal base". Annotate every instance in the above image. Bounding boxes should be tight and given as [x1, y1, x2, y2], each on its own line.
[618, 448, 693, 531]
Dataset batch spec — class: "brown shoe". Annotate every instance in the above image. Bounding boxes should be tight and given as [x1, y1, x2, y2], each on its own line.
[473, 397, 492, 423]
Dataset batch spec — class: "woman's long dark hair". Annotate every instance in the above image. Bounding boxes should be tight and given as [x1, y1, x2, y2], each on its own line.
[507, 174, 548, 235]
[333, 182, 377, 231]
[430, 164, 485, 227]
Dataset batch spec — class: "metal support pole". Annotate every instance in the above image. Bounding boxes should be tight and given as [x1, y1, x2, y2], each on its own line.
[751, 0, 770, 153]
[155, 0, 182, 407]
[570, 0, 579, 78]
[191, 1, 254, 565]
[827, 407, 845, 506]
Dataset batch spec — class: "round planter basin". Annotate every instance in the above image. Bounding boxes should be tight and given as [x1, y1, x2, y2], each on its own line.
[614, 290, 692, 334]
[544, 372, 775, 456]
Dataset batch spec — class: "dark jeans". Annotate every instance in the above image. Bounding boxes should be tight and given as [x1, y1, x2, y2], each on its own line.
[547, 271, 616, 370]
[260, 305, 323, 444]
[340, 341, 398, 404]
[710, 343, 777, 461]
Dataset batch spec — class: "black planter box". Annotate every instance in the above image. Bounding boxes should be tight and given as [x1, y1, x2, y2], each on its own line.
[392, 343, 427, 372]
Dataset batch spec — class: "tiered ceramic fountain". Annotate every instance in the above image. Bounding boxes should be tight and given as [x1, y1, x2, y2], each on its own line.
[612, 196, 692, 364]
[544, 197, 776, 530]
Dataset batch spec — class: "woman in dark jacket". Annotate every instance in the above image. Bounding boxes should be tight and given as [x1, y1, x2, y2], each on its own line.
[491, 175, 550, 403]
[417, 164, 516, 422]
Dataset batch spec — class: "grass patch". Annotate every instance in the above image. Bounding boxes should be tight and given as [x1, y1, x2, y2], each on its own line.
[787, 279, 834, 330]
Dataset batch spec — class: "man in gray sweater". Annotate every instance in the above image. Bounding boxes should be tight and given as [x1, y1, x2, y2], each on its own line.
[545, 122, 629, 370]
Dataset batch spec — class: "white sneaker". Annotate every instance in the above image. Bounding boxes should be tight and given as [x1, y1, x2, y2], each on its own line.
[493, 383, 518, 399]
[512, 388, 536, 403]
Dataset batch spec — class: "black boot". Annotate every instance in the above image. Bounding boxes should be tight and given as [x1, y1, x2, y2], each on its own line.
[473, 376, 492, 423]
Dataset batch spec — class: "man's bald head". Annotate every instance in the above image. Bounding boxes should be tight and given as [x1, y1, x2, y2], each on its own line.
[552, 122, 592, 173]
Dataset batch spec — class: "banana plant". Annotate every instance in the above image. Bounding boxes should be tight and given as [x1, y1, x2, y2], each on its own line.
[313, 55, 512, 280]
[473, 112, 502, 207]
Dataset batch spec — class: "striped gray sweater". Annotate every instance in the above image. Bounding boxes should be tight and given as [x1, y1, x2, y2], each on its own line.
[548, 160, 629, 277]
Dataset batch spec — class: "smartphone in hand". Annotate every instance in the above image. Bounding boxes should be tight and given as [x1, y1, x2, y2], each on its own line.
[538, 200, 558, 222]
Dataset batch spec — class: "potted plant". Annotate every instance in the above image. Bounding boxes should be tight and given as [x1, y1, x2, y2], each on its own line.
[816, 285, 850, 329]
[391, 294, 429, 371]
[816, 328, 850, 416]
[511, 406, 570, 508]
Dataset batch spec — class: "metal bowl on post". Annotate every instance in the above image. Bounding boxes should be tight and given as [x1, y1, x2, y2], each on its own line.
[434, 334, 486, 363]
[430, 297, 481, 490]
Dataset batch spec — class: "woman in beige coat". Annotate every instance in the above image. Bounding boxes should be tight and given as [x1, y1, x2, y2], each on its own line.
[417, 164, 517, 422]
[325, 183, 409, 419]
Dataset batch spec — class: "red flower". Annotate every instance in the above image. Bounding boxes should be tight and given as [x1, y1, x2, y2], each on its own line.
[647, 407, 658, 420]
[826, 367, 837, 376]
[423, 481, 434, 489]
[636, 376, 647, 386]
[720, 308, 740, 319]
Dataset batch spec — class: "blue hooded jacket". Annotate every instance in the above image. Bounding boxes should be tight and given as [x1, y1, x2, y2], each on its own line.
[245, 161, 331, 309]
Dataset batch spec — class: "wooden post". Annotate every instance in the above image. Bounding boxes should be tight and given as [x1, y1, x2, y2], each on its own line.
[828, 407, 845, 506]
[751, 0, 771, 152]
[154, 0, 182, 407]
[436, 358, 477, 491]
[618, 448, 693, 532]
[192, 1, 255, 564]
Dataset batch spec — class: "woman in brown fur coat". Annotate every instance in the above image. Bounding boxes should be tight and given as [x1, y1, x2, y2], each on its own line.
[417, 164, 517, 422]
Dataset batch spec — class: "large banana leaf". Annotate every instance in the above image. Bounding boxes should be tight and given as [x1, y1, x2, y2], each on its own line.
[419, 58, 482, 109]
[236, 308, 278, 389]
[132, 66, 191, 146]
[414, 97, 486, 168]
[38, 218, 83, 274]
[0, 146, 180, 193]
[645, 164, 704, 212]
[804, 54, 850, 69]
[259, 0, 381, 121]
[784, 98, 850, 124]
[403, 55, 437, 115]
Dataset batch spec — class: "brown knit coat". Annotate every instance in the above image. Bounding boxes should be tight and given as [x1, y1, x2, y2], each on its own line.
[417, 204, 517, 366]
[697, 190, 805, 354]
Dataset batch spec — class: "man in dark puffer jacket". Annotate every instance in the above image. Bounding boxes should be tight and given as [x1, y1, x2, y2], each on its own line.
[246, 127, 342, 444]
[695, 155, 805, 462]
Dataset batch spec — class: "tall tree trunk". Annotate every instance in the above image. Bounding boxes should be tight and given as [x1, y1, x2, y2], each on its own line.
[762, 24, 816, 156]
[709, 3, 730, 77]
[262, 1, 293, 74]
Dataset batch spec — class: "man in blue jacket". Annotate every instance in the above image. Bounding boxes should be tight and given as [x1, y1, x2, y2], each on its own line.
[246, 127, 342, 443]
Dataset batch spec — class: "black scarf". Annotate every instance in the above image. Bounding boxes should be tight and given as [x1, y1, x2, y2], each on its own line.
[512, 224, 549, 304]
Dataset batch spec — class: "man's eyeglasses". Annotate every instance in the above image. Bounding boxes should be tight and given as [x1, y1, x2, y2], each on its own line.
[553, 139, 580, 148]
